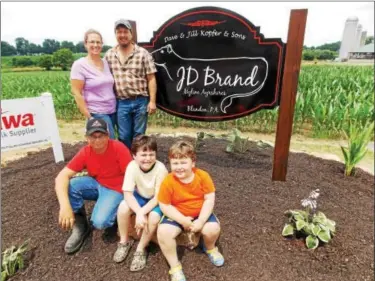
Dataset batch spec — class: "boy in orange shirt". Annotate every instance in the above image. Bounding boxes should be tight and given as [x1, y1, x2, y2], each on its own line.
[157, 140, 224, 281]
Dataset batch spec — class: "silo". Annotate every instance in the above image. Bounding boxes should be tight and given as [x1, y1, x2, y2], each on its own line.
[354, 24, 363, 50]
[360, 30, 367, 47]
[338, 16, 359, 60]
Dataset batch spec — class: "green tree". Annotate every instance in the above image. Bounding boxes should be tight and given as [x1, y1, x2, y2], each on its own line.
[29, 43, 43, 55]
[38, 54, 53, 70]
[102, 45, 112, 53]
[15, 37, 30, 55]
[303, 50, 315, 61]
[61, 41, 76, 52]
[75, 41, 86, 53]
[53, 48, 74, 70]
[315, 41, 341, 52]
[43, 39, 60, 54]
[1, 41, 17, 56]
[365, 36, 374, 45]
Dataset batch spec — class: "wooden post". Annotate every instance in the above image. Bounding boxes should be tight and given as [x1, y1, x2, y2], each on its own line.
[272, 9, 308, 181]
[128, 20, 138, 43]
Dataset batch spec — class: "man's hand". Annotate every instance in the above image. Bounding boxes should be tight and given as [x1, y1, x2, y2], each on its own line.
[181, 216, 193, 231]
[59, 206, 75, 230]
[147, 101, 157, 115]
[190, 219, 204, 233]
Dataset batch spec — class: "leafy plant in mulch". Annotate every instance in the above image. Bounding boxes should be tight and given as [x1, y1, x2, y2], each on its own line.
[225, 128, 251, 153]
[282, 189, 336, 249]
[340, 121, 374, 176]
[194, 131, 214, 150]
[1, 239, 30, 281]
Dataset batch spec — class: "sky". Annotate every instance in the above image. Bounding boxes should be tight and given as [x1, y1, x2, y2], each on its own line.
[1, 2, 374, 47]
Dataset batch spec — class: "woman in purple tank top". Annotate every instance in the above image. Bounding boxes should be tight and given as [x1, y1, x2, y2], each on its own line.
[70, 29, 117, 139]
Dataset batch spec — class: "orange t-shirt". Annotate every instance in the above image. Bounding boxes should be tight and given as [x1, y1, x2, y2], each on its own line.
[158, 168, 215, 217]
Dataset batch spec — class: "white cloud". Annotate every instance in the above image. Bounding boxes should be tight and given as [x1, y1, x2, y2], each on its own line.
[1, 2, 374, 47]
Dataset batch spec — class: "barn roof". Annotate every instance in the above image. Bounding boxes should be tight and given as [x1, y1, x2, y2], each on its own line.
[351, 43, 374, 53]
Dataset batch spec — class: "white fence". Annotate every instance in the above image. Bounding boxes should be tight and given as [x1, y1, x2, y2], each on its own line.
[1, 93, 64, 163]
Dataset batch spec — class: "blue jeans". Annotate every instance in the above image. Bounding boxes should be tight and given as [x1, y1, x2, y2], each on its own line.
[68, 176, 123, 229]
[90, 112, 116, 139]
[117, 97, 148, 149]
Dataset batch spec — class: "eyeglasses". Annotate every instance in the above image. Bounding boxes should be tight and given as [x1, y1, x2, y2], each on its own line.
[87, 40, 103, 45]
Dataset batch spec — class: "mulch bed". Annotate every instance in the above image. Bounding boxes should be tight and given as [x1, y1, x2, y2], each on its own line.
[1, 136, 374, 281]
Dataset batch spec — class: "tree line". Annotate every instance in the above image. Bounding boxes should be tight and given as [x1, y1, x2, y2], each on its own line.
[8, 48, 77, 71]
[301, 36, 374, 61]
[1, 37, 112, 56]
[2, 36, 373, 63]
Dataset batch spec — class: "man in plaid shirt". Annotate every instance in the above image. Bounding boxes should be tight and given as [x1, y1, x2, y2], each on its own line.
[105, 19, 157, 149]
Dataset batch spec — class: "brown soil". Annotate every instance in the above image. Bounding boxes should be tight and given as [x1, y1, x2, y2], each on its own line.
[1, 136, 374, 281]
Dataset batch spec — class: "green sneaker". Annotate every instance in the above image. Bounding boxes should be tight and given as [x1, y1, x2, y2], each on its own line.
[205, 247, 224, 267]
[169, 264, 186, 281]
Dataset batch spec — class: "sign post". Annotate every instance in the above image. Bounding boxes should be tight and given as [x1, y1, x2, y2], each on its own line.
[272, 9, 308, 181]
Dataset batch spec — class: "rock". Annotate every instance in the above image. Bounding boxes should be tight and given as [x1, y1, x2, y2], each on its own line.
[128, 215, 201, 249]
[256, 140, 273, 148]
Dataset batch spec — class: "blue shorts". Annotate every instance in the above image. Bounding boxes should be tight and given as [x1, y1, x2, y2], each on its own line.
[133, 191, 163, 217]
[159, 213, 219, 230]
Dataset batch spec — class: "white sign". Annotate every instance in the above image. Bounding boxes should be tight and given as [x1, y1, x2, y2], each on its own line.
[1, 93, 64, 163]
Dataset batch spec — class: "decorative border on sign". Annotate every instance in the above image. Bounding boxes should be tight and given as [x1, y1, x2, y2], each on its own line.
[181, 20, 226, 27]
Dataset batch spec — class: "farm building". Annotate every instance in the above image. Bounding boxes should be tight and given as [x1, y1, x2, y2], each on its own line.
[349, 43, 375, 59]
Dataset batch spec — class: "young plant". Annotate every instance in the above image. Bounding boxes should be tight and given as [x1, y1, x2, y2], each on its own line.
[194, 131, 214, 150]
[194, 131, 205, 150]
[1, 239, 30, 281]
[225, 128, 250, 153]
[282, 189, 336, 249]
[340, 121, 374, 176]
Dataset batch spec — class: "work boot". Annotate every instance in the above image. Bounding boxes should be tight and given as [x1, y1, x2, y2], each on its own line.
[102, 221, 118, 244]
[64, 207, 91, 254]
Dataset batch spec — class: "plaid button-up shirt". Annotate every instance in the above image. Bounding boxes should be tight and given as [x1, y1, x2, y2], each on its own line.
[105, 44, 157, 99]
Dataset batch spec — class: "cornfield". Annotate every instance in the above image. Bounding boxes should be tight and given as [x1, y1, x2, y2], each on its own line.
[1, 65, 374, 139]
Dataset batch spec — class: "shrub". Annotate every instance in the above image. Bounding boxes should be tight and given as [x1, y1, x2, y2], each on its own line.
[225, 128, 250, 153]
[315, 49, 337, 60]
[38, 55, 53, 70]
[53, 48, 74, 71]
[194, 131, 214, 150]
[11, 57, 34, 67]
[303, 50, 315, 61]
[282, 189, 336, 249]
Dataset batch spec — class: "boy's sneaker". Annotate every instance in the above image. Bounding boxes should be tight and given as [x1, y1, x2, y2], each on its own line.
[113, 240, 134, 263]
[168, 264, 186, 281]
[205, 247, 225, 267]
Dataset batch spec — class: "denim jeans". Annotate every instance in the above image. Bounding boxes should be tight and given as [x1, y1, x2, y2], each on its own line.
[89, 112, 116, 139]
[117, 97, 148, 149]
[68, 176, 123, 229]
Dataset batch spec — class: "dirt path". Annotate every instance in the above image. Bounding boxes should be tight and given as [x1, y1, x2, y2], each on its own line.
[1, 120, 374, 175]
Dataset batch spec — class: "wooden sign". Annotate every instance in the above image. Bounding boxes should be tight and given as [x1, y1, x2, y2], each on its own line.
[140, 6, 285, 121]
